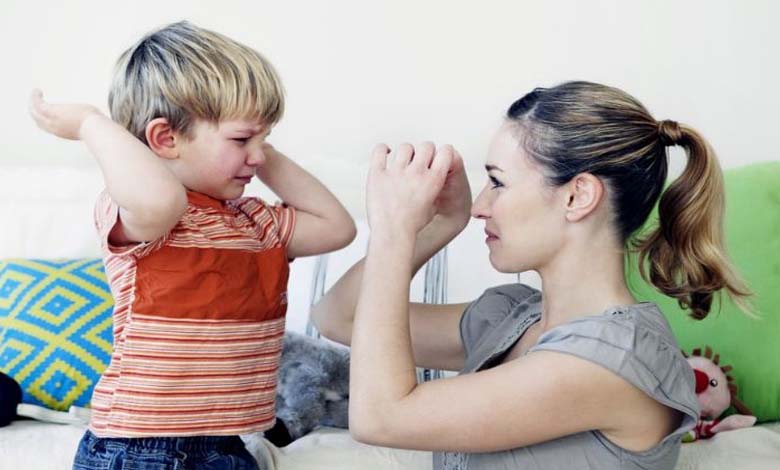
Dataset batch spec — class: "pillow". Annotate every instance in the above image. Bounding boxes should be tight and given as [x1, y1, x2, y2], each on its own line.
[627, 161, 780, 422]
[0, 259, 112, 411]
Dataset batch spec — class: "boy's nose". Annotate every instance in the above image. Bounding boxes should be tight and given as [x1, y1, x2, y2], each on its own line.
[247, 147, 266, 166]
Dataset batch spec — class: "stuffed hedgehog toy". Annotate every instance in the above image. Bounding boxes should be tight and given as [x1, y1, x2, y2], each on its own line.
[682, 346, 756, 442]
[265, 331, 350, 447]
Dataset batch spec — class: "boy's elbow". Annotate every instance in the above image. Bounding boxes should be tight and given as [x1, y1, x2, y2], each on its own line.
[164, 185, 189, 217]
[324, 215, 356, 251]
[338, 218, 358, 248]
[148, 186, 188, 227]
[121, 185, 188, 241]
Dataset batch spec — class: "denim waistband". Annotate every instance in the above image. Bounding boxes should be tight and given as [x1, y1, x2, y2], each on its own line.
[84, 430, 243, 453]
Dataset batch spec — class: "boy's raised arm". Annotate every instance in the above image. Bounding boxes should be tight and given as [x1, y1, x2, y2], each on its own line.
[256, 143, 356, 258]
[29, 90, 187, 245]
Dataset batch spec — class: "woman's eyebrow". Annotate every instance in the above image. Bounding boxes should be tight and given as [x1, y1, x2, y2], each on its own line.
[485, 164, 504, 172]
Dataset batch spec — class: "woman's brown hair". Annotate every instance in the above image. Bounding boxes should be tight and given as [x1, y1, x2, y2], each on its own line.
[507, 81, 750, 319]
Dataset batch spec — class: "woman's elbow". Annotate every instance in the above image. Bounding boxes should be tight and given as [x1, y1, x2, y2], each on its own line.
[309, 308, 351, 346]
[349, 410, 390, 447]
[308, 307, 329, 337]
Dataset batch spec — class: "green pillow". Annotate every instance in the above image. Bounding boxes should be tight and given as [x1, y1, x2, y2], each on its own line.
[627, 161, 780, 423]
[0, 259, 113, 411]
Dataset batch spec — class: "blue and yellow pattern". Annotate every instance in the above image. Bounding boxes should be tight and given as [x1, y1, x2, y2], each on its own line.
[0, 259, 113, 410]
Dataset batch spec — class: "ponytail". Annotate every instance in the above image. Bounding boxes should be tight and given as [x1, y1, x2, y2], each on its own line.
[634, 121, 751, 319]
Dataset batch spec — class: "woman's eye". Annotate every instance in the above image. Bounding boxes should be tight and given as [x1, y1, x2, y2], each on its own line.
[489, 176, 504, 189]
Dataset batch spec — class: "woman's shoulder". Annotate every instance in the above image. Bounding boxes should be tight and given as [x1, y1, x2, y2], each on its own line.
[531, 303, 699, 422]
[460, 283, 542, 355]
[532, 302, 683, 368]
[476, 282, 541, 305]
[466, 283, 542, 322]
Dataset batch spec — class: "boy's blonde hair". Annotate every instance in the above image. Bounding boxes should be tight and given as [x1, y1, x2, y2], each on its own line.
[109, 21, 284, 143]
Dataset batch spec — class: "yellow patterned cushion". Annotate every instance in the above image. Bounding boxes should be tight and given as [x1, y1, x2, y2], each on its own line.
[0, 259, 112, 411]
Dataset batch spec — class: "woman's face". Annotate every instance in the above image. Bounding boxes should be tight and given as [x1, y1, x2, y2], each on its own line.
[471, 122, 568, 273]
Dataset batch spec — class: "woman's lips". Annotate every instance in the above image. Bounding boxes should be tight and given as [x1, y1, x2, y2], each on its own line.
[485, 228, 499, 243]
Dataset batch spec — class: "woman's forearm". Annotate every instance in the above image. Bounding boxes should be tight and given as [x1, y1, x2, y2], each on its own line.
[349, 229, 418, 430]
[310, 215, 465, 344]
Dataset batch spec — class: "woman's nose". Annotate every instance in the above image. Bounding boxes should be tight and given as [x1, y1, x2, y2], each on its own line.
[471, 186, 490, 219]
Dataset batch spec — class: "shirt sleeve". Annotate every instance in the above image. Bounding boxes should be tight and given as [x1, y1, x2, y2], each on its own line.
[528, 308, 700, 442]
[267, 201, 296, 248]
[460, 283, 541, 359]
[236, 197, 297, 249]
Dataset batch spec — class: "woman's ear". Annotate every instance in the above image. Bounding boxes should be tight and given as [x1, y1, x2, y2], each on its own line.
[145, 118, 179, 159]
[564, 173, 604, 222]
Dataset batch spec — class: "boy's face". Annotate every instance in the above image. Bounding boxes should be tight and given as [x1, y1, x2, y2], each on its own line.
[170, 119, 271, 200]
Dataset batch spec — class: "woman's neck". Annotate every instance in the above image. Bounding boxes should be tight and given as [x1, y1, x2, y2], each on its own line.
[535, 237, 637, 332]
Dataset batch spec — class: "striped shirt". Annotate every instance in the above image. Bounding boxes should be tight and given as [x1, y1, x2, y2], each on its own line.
[89, 190, 296, 438]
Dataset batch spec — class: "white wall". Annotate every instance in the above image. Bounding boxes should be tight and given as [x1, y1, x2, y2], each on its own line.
[1, 0, 777, 298]
[3, 0, 778, 212]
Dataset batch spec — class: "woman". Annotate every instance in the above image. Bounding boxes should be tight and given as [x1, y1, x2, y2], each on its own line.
[310, 81, 749, 469]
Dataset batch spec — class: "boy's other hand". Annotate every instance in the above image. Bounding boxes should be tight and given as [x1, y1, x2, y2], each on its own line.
[29, 89, 102, 140]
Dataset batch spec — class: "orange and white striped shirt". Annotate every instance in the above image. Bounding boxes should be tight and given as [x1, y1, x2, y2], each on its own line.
[89, 190, 295, 438]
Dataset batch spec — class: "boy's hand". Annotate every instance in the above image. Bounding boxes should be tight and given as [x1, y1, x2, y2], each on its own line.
[254, 142, 284, 182]
[29, 89, 102, 140]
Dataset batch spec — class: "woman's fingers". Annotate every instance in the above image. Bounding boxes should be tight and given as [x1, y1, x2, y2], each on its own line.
[393, 142, 415, 169]
[431, 145, 454, 185]
[370, 143, 391, 173]
[450, 147, 465, 173]
[366, 141, 461, 234]
[410, 141, 435, 169]
[376, 142, 456, 180]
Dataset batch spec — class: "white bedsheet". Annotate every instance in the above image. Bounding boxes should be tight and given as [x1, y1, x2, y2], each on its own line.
[1, 421, 779, 469]
[268, 424, 780, 470]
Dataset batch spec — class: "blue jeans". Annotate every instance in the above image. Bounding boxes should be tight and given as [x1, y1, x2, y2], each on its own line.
[72, 430, 260, 470]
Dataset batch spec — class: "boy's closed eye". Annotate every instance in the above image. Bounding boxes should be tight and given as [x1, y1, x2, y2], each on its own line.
[231, 128, 271, 146]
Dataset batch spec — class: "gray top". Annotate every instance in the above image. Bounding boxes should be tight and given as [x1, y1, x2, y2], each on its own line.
[433, 283, 699, 470]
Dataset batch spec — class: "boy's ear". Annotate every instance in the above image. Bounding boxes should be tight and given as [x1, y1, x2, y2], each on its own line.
[145, 118, 179, 159]
[563, 173, 604, 222]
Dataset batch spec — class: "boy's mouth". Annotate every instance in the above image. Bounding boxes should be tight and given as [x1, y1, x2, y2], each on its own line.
[234, 176, 253, 184]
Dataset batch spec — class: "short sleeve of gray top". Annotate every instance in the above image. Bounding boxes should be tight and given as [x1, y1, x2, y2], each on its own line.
[433, 283, 700, 470]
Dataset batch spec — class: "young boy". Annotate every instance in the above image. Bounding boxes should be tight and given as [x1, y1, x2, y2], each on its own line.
[29, 21, 356, 469]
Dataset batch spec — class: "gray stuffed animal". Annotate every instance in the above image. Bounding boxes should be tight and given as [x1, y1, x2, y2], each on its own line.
[265, 331, 350, 446]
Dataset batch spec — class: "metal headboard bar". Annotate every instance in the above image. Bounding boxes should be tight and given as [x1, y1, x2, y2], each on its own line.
[418, 247, 448, 382]
[305, 253, 330, 338]
[306, 247, 449, 384]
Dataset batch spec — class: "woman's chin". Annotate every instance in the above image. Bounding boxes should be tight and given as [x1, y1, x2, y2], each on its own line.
[489, 253, 530, 274]
[488, 254, 511, 273]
